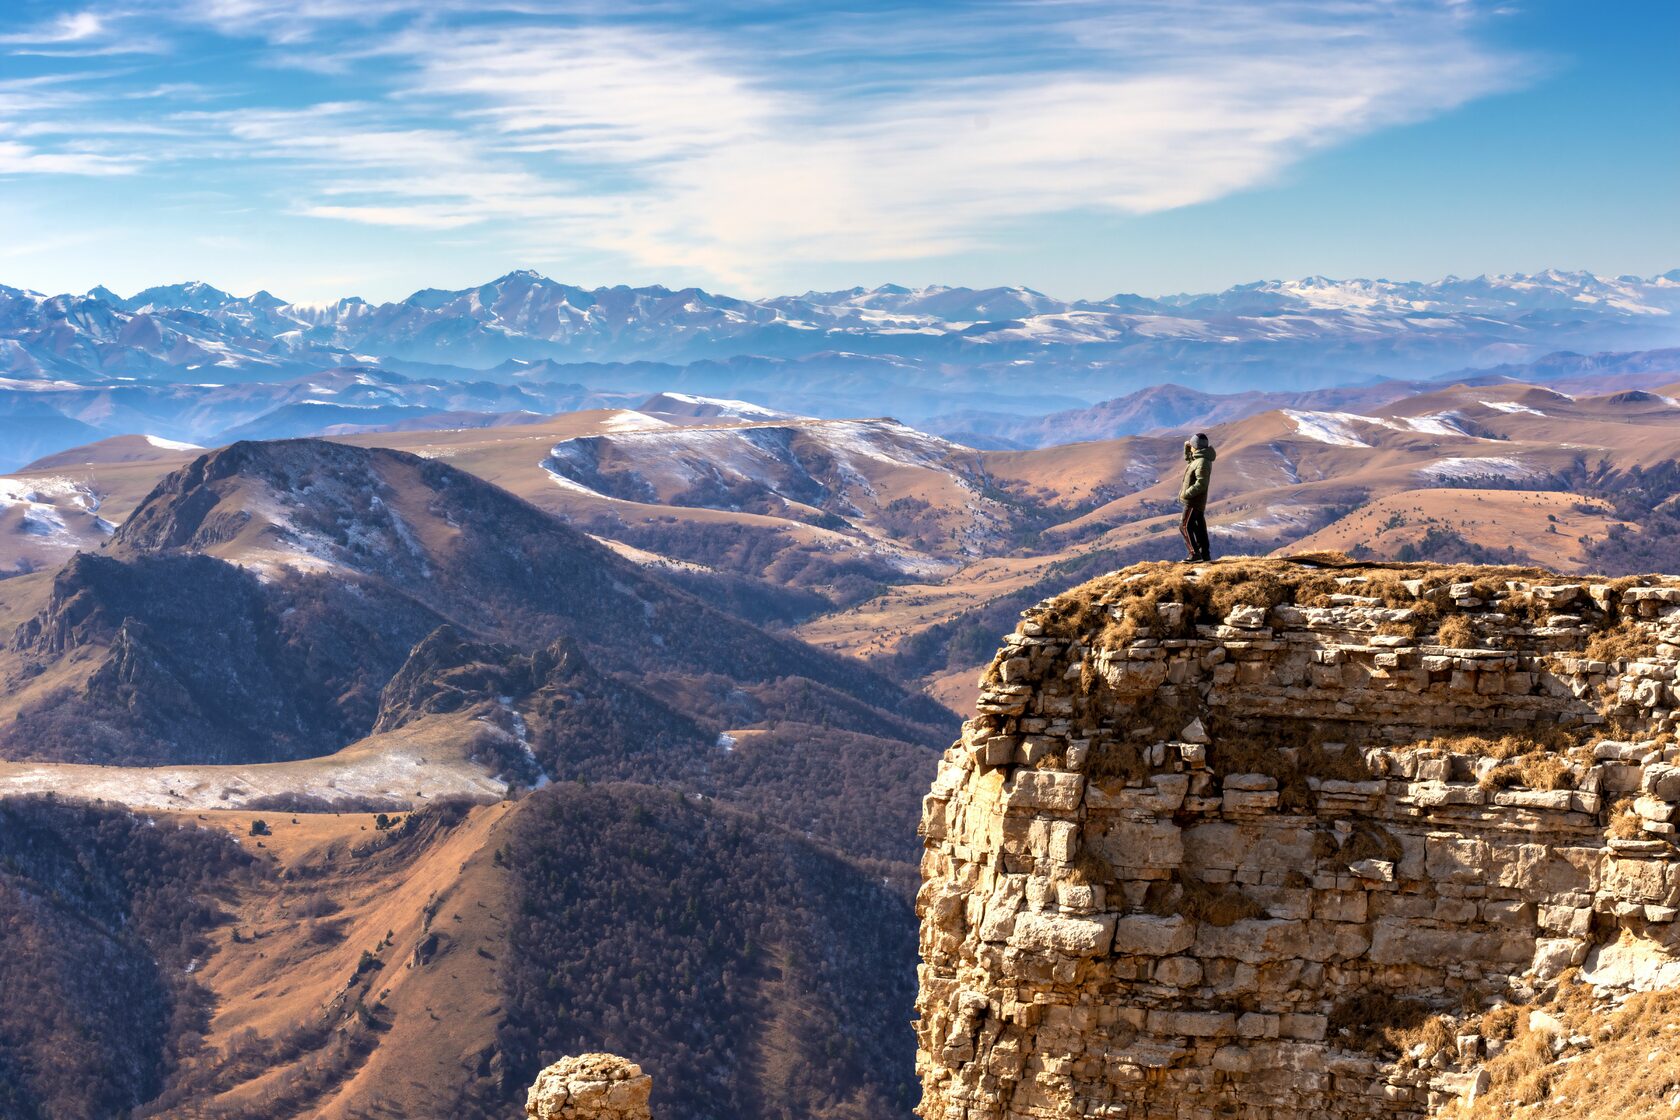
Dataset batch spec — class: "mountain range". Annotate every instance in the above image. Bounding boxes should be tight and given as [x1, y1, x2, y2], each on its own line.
[0, 328, 1677, 1116]
[3, 269, 1678, 470]
[0, 435, 952, 1117]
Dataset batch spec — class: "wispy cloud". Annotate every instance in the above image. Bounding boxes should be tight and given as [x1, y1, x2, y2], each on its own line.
[0, 138, 135, 175]
[0, 9, 167, 55]
[0, 11, 107, 45]
[0, 0, 1537, 284]
[281, 1, 1528, 283]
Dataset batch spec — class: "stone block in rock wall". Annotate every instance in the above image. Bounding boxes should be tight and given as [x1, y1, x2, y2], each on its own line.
[1112, 913, 1196, 956]
[1146, 1010, 1238, 1038]
[1009, 912, 1117, 957]
[923, 794, 951, 840]
[1479, 899, 1532, 927]
[1531, 937, 1588, 980]
[1039, 693, 1075, 716]
[1314, 890, 1369, 923]
[1237, 1012, 1281, 1039]
[1279, 1013, 1329, 1042]
[1200, 958, 1261, 996]
[1086, 775, 1187, 813]
[1193, 919, 1369, 964]
[1090, 819, 1185, 874]
[999, 656, 1033, 683]
[1635, 796, 1677, 823]
[1644, 764, 1680, 801]
[1349, 859, 1396, 885]
[1409, 782, 1487, 807]
[1005, 771, 1085, 812]
[1431, 897, 1478, 923]
[1210, 1044, 1253, 1073]
[1373, 892, 1432, 920]
[1492, 789, 1575, 811]
[1493, 843, 1590, 894]
[1223, 789, 1282, 814]
[1603, 858, 1675, 904]
[1368, 918, 1531, 967]
[1026, 818, 1080, 862]
[1415, 757, 1451, 782]
[1310, 664, 1342, 689]
[1096, 654, 1170, 697]
[1425, 836, 1488, 884]
[1181, 821, 1316, 874]
[1259, 887, 1313, 921]
[1155, 956, 1204, 987]
[1056, 880, 1102, 913]
[1018, 736, 1058, 766]
[1537, 904, 1592, 936]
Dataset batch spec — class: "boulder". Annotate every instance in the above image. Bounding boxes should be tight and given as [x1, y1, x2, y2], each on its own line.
[527, 1054, 654, 1120]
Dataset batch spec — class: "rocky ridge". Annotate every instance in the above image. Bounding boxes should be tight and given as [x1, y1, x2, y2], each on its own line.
[915, 559, 1680, 1118]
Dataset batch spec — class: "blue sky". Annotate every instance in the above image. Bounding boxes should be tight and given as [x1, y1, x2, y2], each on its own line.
[0, 0, 1673, 303]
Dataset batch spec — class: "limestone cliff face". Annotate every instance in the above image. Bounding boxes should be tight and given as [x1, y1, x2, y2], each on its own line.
[915, 561, 1680, 1119]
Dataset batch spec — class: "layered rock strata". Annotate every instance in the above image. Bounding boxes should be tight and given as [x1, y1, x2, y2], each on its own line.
[526, 1053, 653, 1120]
[915, 562, 1680, 1119]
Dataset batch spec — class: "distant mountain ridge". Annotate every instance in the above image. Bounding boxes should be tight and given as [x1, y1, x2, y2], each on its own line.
[2, 268, 1677, 470]
[930, 346, 1680, 449]
[5, 267, 1676, 383]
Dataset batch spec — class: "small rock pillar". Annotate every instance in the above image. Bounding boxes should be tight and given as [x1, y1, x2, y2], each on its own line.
[526, 1053, 653, 1120]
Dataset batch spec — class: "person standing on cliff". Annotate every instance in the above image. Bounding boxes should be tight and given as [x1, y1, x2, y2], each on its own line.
[1179, 433, 1215, 562]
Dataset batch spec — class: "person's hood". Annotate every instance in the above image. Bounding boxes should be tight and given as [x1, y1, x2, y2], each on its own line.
[1189, 445, 1216, 463]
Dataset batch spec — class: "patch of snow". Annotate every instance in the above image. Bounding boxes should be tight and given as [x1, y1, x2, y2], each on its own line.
[590, 535, 712, 573]
[0, 476, 107, 544]
[599, 410, 673, 432]
[1217, 506, 1320, 537]
[541, 464, 615, 499]
[1281, 410, 1370, 448]
[716, 733, 737, 752]
[1417, 456, 1546, 483]
[657, 392, 785, 418]
[1481, 400, 1545, 416]
[1399, 412, 1471, 437]
[145, 434, 204, 451]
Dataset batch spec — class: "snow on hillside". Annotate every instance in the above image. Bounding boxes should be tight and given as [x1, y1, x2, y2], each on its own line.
[145, 434, 204, 450]
[640, 392, 791, 420]
[1282, 410, 1373, 447]
[1418, 456, 1546, 483]
[540, 417, 1008, 564]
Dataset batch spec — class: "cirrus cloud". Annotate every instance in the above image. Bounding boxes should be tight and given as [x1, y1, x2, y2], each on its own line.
[0, 0, 1537, 288]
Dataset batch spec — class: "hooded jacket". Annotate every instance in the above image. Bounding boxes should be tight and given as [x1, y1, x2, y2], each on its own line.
[1180, 443, 1216, 504]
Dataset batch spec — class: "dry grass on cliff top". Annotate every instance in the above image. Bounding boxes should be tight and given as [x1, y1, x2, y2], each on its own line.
[1446, 977, 1680, 1120]
[1027, 554, 1671, 662]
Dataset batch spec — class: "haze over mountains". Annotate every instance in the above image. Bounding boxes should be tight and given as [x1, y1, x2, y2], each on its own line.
[4, 268, 1678, 471]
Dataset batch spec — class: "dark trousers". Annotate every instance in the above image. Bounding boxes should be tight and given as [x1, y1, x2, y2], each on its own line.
[1180, 500, 1210, 560]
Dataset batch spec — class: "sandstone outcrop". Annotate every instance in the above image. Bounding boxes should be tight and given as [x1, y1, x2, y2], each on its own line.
[916, 560, 1680, 1118]
[526, 1053, 653, 1120]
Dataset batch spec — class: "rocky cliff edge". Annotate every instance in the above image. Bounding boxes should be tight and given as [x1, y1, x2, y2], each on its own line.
[916, 558, 1680, 1119]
